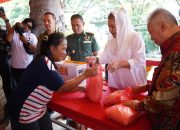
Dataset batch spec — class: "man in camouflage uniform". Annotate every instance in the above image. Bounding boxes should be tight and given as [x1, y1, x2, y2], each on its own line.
[66, 14, 99, 129]
[67, 14, 99, 62]
[37, 12, 56, 54]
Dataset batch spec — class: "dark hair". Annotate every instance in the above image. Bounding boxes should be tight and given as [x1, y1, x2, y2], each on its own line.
[22, 18, 36, 30]
[71, 14, 84, 22]
[44, 12, 56, 20]
[108, 13, 115, 20]
[35, 32, 65, 69]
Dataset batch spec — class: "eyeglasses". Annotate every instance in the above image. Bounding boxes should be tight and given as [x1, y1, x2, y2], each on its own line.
[26, 24, 32, 30]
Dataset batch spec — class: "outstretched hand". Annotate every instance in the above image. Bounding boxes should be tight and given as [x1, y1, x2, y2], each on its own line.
[131, 85, 149, 94]
[83, 67, 98, 78]
[70, 86, 85, 92]
[122, 100, 140, 110]
[19, 35, 28, 43]
[86, 56, 98, 65]
[0, 11, 7, 20]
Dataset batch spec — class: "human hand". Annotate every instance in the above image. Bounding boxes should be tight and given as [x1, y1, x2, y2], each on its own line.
[107, 64, 115, 73]
[65, 86, 85, 93]
[107, 61, 120, 73]
[72, 86, 85, 92]
[83, 67, 98, 78]
[0, 11, 7, 20]
[86, 56, 98, 65]
[143, 97, 169, 113]
[122, 100, 144, 111]
[132, 85, 149, 94]
[14, 22, 22, 28]
[19, 35, 28, 44]
[12, 22, 22, 31]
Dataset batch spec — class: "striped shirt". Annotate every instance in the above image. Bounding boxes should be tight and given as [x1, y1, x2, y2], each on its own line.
[7, 56, 64, 123]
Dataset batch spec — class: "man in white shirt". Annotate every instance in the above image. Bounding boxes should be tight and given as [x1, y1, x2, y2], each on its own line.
[6, 18, 37, 88]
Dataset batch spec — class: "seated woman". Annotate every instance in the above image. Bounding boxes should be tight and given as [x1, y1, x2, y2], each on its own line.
[7, 32, 97, 130]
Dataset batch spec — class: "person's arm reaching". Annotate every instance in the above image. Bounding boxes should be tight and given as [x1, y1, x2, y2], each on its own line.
[6, 24, 16, 43]
[19, 35, 37, 53]
[0, 11, 11, 32]
[58, 67, 97, 92]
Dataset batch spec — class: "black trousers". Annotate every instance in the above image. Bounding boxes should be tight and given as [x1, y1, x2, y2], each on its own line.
[0, 55, 12, 98]
[11, 67, 25, 88]
[10, 110, 53, 130]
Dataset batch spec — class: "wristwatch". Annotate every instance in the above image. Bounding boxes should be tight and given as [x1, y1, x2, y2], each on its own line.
[4, 19, 9, 23]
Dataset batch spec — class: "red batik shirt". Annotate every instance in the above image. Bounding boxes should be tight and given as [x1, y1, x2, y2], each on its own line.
[145, 31, 180, 130]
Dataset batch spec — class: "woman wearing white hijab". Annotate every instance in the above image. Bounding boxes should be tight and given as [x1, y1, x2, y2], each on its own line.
[98, 8, 147, 89]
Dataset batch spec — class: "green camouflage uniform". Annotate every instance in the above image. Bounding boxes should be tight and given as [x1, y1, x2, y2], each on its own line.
[36, 31, 49, 54]
[66, 32, 99, 62]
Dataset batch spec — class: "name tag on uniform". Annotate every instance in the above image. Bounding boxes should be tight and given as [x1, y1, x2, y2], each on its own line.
[83, 41, 91, 43]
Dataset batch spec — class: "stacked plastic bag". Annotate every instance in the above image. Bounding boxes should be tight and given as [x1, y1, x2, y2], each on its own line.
[104, 88, 143, 126]
[103, 87, 134, 106]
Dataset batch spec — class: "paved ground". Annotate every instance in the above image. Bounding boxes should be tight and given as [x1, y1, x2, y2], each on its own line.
[6, 112, 92, 130]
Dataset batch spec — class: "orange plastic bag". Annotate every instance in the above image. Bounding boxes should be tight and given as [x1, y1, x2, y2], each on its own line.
[105, 104, 141, 126]
[103, 87, 134, 107]
[85, 65, 103, 102]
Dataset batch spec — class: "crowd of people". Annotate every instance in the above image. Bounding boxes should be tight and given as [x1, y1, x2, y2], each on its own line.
[0, 4, 179, 130]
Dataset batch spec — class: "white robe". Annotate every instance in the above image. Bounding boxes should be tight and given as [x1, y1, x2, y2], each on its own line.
[100, 31, 147, 89]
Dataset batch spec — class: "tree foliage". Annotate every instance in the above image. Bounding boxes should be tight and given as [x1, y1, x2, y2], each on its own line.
[60, 0, 166, 55]
[175, 0, 180, 6]
[1, 0, 179, 57]
[0, 0, 29, 25]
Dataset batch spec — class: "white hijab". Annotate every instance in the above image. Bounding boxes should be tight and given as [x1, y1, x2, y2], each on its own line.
[109, 8, 135, 56]
[99, 8, 147, 88]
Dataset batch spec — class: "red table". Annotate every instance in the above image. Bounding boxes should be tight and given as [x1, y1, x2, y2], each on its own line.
[146, 59, 160, 66]
[48, 86, 152, 130]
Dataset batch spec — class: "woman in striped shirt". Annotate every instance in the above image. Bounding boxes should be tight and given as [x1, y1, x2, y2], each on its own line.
[7, 32, 97, 130]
